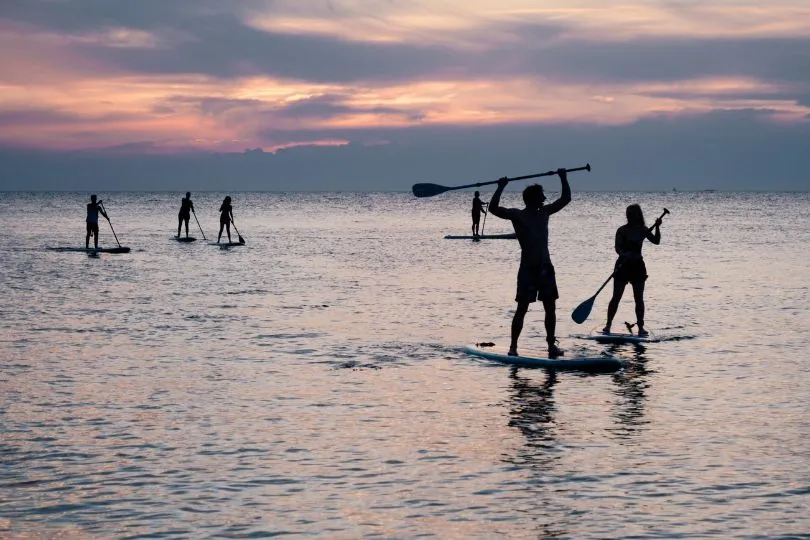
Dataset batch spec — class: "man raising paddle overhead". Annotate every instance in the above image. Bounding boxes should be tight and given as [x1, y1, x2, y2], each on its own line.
[488, 169, 571, 358]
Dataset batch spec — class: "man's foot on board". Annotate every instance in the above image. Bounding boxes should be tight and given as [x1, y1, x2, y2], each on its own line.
[602, 325, 611, 335]
[637, 328, 649, 337]
[547, 341, 564, 359]
[507, 348, 519, 357]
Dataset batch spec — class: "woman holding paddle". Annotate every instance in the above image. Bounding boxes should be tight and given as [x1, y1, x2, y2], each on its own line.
[217, 196, 234, 243]
[602, 204, 662, 336]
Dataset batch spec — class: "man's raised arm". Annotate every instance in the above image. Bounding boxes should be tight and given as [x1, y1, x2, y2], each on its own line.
[544, 169, 571, 215]
[488, 178, 510, 219]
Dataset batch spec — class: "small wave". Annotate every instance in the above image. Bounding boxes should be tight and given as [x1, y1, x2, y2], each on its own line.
[256, 332, 324, 339]
[656, 335, 699, 342]
[331, 360, 382, 370]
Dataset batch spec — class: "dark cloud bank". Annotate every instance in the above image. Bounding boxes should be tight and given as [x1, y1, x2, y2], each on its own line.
[2, 110, 808, 192]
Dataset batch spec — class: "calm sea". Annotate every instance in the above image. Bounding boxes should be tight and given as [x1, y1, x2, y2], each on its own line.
[1, 190, 809, 539]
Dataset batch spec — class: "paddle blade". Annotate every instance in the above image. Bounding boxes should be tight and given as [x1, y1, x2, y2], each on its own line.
[412, 183, 449, 198]
[571, 296, 596, 324]
[238, 236, 245, 244]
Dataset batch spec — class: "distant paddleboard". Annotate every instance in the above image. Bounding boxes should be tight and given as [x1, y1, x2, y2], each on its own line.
[444, 233, 516, 240]
[174, 236, 196, 243]
[209, 242, 245, 248]
[48, 246, 131, 254]
[463, 342, 622, 371]
[582, 332, 652, 344]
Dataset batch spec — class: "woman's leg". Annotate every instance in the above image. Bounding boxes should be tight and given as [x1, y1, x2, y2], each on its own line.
[632, 280, 646, 333]
[218, 222, 224, 242]
[604, 278, 628, 332]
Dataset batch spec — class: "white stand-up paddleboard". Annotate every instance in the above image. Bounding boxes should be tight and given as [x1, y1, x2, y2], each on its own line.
[463, 342, 622, 371]
[444, 233, 517, 240]
[48, 246, 131, 254]
[582, 331, 653, 344]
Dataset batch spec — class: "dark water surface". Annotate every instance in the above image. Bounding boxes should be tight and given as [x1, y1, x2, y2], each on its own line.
[1, 191, 809, 538]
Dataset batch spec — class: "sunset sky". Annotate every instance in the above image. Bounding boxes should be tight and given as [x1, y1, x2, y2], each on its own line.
[1, 0, 808, 190]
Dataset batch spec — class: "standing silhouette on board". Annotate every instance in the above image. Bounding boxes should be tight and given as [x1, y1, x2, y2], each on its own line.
[489, 169, 571, 358]
[177, 192, 195, 238]
[217, 196, 234, 243]
[471, 191, 487, 237]
[602, 204, 662, 336]
[85, 194, 108, 249]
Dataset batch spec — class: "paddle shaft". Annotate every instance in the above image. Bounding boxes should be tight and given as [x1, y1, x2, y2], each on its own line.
[231, 221, 245, 244]
[99, 202, 123, 248]
[413, 164, 590, 198]
[193, 210, 206, 240]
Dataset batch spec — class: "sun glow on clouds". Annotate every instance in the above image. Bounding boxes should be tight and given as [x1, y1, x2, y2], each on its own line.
[0, 73, 807, 152]
[248, 0, 810, 41]
[0, 0, 808, 151]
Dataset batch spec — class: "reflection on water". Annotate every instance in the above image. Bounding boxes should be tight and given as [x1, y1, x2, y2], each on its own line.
[503, 367, 568, 538]
[505, 343, 652, 453]
[507, 368, 558, 456]
[609, 344, 651, 439]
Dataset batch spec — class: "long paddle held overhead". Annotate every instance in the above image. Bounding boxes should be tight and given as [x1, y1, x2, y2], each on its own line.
[412, 164, 591, 198]
[571, 208, 669, 324]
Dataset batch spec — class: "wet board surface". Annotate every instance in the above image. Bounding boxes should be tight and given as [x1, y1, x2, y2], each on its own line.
[463, 343, 622, 371]
[47, 246, 131, 254]
[582, 332, 652, 344]
[444, 233, 517, 240]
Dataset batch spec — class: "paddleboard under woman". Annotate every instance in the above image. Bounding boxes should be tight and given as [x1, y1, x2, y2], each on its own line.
[177, 192, 195, 238]
[217, 196, 234, 243]
[602, 204, 662, 336]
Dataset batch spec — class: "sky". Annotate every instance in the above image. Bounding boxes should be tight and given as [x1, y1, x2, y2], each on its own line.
[0, 0, 809, 191]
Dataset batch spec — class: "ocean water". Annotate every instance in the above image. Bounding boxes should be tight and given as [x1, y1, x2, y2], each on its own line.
[1, 190, 809, 539]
